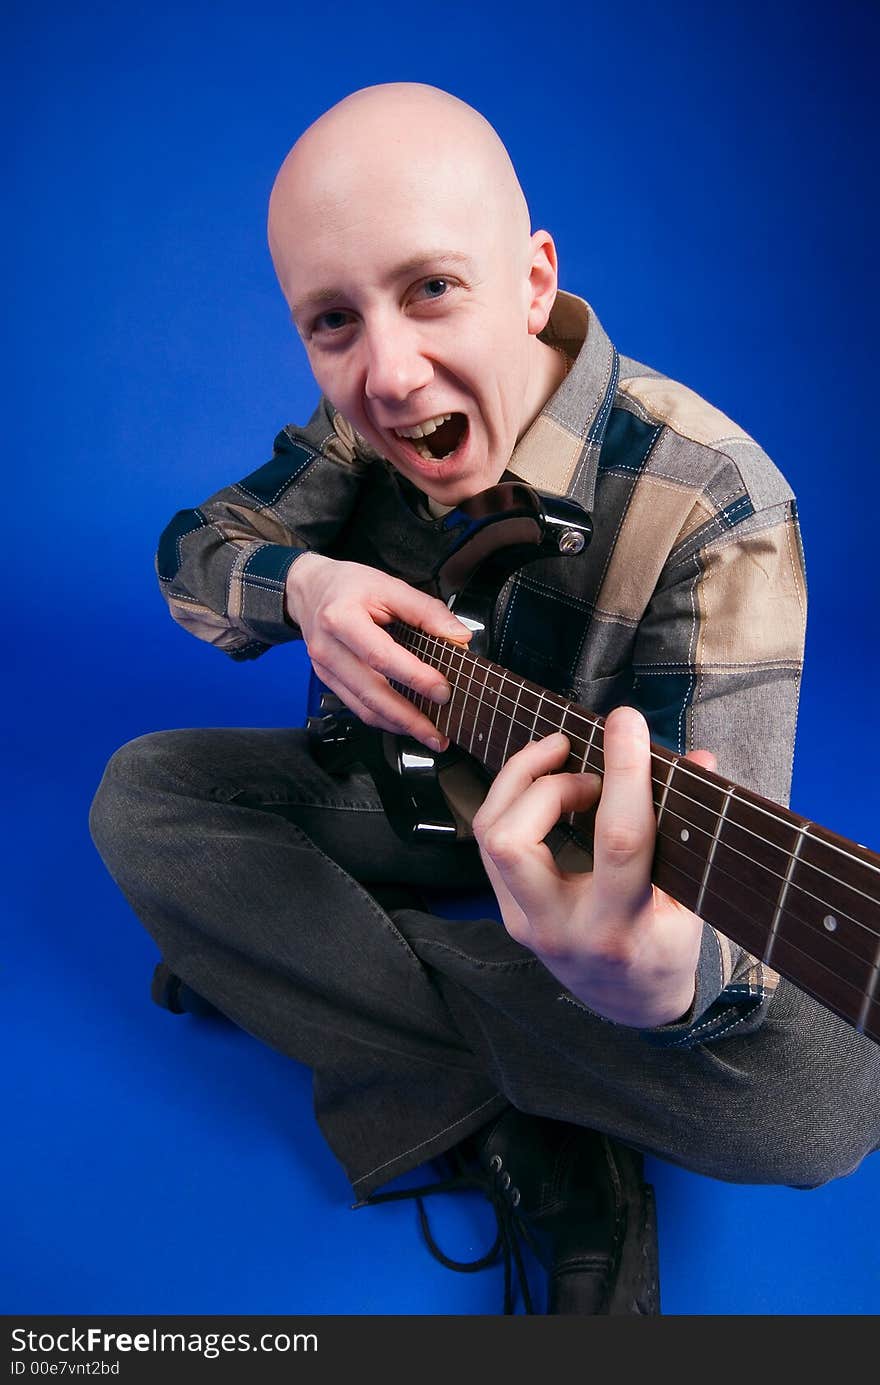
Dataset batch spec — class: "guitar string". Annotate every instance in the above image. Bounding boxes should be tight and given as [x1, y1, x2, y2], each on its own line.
[394, 628, 880, 915]
[642, 803, 874, 965]
[387, 630, 880, 1016]
[386, 694, 877, 1021]
[401, 670, 875, 975]
[508, 702, 878, 928]
[401, 622, 880, 885]
[387, 678, 880, 988]
[402, 624, 880, 883]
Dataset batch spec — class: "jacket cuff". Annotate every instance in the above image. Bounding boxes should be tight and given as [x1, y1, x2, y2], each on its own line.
[638, 922, 769, 1049]
[228, 542, 305, 655]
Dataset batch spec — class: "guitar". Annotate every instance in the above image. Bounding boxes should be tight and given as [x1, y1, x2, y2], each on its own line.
[308, 482, 880, 1044]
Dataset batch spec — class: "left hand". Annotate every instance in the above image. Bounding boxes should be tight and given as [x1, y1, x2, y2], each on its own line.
[471, 707, 717, 1029]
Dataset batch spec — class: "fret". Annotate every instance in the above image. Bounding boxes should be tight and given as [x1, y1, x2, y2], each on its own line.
[697, 864, 874, 989]
[770, 864, 879, 971]
[481, 664, 506, 770]
[556, 703, 573, 826]
[794, 832, 880, 938]
[515, 685, 543, 744]
[386, 623, 880, 1046]
[579, 716, 599, 774]
[467, 660, 489, 756]
[695, 784, 736, 916]
[414, 631, 428, 718]
[499, 672, 524, 765]
[514, 686, 545, 756]
[659, 829, 777, 944]
[566, 716, 600, 827]
[455, 653, 478, 747]
[758, 932, 869, 1028]
[663, 774, 726, 847]
[763, 823, 810, 968]
[538, 691, 567, 739]
[436, 657, 452, 738]
[530, 691, 546, 743]
[558, 704, 568, 744]
[655, 756, 677, 832]
[441, 642, 466, 739]
[711, 796, 793, 881]
[442, 635, 463, 732]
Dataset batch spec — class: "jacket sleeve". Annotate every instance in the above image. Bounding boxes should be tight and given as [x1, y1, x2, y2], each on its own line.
[630, 472, 808, 1048]
[155, 399, 372, 660]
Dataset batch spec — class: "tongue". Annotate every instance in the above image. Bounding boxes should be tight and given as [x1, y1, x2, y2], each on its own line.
[424, 413, 466, 458]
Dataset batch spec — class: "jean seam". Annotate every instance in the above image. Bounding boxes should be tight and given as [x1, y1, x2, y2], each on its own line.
[351, 1094, 504, 1186]
[412, 938, 541, 973]
[219, 789, 384, 812]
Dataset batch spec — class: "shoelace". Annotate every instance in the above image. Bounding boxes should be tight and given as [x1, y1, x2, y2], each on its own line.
[355, 1151, 535, 1314]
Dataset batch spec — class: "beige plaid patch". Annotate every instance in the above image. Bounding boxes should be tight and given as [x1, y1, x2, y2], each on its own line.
[618, 376, 753, 448]
[695, 518, 807, 666]
[596, 474, 701, 622]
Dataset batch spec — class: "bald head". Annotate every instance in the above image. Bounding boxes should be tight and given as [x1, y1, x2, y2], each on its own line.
[264, 83, 562, 505]
[268, 84, 531, 299]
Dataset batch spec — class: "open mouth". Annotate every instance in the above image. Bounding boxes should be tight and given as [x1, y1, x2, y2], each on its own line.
[394, 412, 468, 461]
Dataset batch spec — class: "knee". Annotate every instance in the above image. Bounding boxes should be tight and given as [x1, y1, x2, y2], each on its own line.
[89, 731, 193, 860]
[707, 1085, 879, 1189]
[693, 1118, 873, 1190]
[758, 1132, 871, 1189]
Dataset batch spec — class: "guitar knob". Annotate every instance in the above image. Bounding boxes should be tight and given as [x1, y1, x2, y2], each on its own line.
[558, 529, 586, 555]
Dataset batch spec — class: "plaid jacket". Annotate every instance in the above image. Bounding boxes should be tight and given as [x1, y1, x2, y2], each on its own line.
[157, 291, 807, 1048]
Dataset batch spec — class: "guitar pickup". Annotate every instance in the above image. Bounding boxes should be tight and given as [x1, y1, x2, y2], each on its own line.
[306, 699, 364, 773]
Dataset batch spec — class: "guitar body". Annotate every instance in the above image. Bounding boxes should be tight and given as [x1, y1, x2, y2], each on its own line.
[307, 481, 593, 842]
[306, 479, 880, 1044]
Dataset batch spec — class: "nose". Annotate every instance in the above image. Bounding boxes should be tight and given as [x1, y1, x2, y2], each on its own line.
[363, 318, 433, 404]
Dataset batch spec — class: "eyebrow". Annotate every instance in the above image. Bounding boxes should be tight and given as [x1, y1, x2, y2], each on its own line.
[289, 251, 476, 320]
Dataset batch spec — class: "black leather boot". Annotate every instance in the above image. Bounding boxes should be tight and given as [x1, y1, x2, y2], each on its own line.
[467, 1108, 660, 1315]
[360, 1106, 660, 1315]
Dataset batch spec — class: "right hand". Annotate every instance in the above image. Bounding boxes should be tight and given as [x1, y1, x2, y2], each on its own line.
[285, 553, 472, 750]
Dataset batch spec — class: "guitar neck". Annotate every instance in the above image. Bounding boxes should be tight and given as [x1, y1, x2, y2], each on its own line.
[390, 621, 880, 1044]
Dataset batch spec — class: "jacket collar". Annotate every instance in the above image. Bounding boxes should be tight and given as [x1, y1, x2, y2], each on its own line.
[507, 290, 618, 512]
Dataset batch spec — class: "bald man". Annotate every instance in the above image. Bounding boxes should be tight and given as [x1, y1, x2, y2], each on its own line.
[91, 84, 880, 1315]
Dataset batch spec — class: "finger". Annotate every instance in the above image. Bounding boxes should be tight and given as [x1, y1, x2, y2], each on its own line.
[474, 736, 601, 923]
[310, 654, 449, 751]
[378, 580, 474, 646]
[472, 733, 574, 832]
[477, 772, 601, 956]
[346, 607, 464, 707]
[685, 747, 717, 773]
[591, 706, 655, 922]
[477, 772, 601, 895]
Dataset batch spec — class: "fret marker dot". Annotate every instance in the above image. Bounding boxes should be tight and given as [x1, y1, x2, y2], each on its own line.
[823, 915, 838, 933]
[680, 829, 689, 842]
[478, 733, 483, 741]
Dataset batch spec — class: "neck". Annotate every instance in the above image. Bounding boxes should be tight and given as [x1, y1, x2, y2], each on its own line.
[517, 339, 570, 443]
[388, 620, 880, 1045]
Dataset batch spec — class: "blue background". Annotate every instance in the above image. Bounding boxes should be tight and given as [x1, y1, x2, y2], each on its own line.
[4, 0, 879, 1314]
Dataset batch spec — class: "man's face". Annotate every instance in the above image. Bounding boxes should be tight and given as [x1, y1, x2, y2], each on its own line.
[278, 168, 545, 506]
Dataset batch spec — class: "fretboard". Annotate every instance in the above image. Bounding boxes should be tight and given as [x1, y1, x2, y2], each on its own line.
[390, 621, 880, 1044]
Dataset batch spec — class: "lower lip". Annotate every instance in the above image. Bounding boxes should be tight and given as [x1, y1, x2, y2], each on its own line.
[393, 420, 471, 484]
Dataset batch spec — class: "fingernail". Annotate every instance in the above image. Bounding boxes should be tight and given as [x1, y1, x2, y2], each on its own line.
[429, 685, 451, 705]
[428, 737, 444, 752]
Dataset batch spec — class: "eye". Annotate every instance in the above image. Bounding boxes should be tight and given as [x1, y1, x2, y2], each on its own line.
[312, 309, 354, 334]
[418, 277, 450, 301]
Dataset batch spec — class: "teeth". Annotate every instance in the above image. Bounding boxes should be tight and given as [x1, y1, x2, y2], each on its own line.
[394, 413, 451, 440]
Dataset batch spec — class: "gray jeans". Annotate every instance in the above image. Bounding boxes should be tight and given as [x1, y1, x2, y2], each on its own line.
[89, 728, 880, 1197]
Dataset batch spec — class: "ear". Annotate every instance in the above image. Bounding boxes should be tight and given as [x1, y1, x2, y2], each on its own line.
[526, 230, 559, 335]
